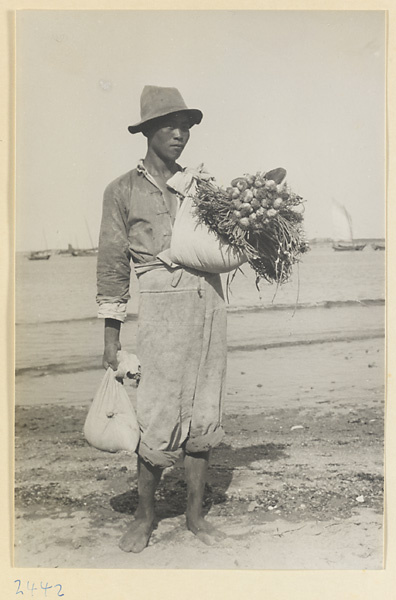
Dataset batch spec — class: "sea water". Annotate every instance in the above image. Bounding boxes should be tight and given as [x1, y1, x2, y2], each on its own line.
[15, 243, 385, 377]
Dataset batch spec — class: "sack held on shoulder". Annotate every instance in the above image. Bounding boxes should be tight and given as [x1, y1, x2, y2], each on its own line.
[167, 168, 247, 274]
[170, 195, 247, 273]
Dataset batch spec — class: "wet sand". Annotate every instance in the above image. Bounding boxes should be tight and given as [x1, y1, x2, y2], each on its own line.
[14, 307, 384, 569]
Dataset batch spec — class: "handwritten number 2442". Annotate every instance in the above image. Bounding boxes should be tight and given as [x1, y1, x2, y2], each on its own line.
[14, 580, 64, 597]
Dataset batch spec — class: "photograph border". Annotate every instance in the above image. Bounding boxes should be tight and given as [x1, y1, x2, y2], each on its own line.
[2, 2, 395, 599]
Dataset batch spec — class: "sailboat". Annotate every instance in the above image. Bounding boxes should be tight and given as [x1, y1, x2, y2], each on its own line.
[62, 218, 98, 256]
[28, 250, 51, 260]
[331, 201, 366, 251]
[68, 219, 98, 257]
[371, 242, 385, 251]
[27, 230, 51, 260]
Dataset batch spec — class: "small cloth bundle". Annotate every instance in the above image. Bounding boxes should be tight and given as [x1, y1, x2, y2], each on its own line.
[84, 365, 140, 453]
[115, 350, 141, 385]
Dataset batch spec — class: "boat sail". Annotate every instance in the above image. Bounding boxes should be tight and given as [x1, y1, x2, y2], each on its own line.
[331, 201, 366, 251]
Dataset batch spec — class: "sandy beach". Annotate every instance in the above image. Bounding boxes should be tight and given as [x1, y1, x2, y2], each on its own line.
[14, 304, 384, 570]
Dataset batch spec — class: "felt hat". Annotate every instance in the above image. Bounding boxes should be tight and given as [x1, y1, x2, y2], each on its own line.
[128, 85, 203, 134]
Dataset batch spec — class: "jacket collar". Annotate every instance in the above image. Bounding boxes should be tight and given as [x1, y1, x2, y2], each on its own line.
[137, 159, 184, 191]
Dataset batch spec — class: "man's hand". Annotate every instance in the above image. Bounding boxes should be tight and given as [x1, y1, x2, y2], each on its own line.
[103, 341, 121, 371]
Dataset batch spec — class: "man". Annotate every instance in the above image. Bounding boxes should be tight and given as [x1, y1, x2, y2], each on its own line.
[97, 86, 227, 553]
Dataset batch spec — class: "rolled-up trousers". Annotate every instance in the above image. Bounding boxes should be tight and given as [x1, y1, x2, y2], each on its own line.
[135, 265, 227, 468]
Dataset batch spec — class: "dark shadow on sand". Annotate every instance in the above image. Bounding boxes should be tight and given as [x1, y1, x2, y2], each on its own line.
[110, 441, 287, 521]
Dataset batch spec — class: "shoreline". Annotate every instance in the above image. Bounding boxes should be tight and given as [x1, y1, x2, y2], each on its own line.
[14, 331, 384, 569]
[15, 297, 385, 327]
[15, 302, 384, 379]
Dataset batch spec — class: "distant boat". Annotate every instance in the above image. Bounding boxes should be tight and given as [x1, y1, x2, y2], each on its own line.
[68, 218, 98, 256]
[71, 249, 98, 257]
[332, 242, 366, 252]
[27, 230, 52, 260]
[27, 250, 51, 261]
[331, 201, 366, 251]
[67, 243, 98, 257]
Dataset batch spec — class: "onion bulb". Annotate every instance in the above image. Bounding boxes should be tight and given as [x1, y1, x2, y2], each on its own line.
[240, 202, 253, 216]
[250, 198, 261, 210]
[239, 217, 250, 229]
[231, 198, 243, 209]
[241, 189, 254, 203]
[291, 203, 305, 214]
[273, 197, 284, 209]
[254, 178, 265, 188]
[256, 207, 267, 220]
[231, 177, 248, 192]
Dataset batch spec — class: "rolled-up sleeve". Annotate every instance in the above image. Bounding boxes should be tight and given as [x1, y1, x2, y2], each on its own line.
[96, 180, 131, 308]
[97, 301, 128, 322]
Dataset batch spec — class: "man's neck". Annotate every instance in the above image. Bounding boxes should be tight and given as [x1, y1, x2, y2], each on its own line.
[143, 150, 179, 181]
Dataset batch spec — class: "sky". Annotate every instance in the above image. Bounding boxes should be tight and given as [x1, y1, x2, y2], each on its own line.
[16, 10, 385, 252]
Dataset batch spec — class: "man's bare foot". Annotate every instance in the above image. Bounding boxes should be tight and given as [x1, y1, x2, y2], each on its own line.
[186, 516, 227, 546]
[119, 518, 154, 553]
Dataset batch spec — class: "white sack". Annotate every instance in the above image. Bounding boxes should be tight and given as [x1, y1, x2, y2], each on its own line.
[84, 368, 140, 453]
[167, 168, 247, 274]
[169, 195, 247, 274]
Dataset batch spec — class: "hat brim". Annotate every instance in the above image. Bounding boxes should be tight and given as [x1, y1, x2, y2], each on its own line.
[128, 108, 203, 134]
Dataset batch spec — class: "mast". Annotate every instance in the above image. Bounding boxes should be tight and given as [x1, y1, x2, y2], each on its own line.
[85, 217, 95, 250]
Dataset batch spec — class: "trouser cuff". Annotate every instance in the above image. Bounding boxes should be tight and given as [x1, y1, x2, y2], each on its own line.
[184, 427, 225, 455]
[137, 440, 183, 469]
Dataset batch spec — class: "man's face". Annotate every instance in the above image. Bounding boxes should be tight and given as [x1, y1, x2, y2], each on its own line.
[147, 112, 191, 162]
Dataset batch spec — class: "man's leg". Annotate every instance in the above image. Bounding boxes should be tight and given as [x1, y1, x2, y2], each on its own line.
[119, 457, 162, 553]
[184, 450, 226, 545]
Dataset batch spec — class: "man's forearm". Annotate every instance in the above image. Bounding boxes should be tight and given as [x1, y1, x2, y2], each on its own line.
[104, 318, 122, 345]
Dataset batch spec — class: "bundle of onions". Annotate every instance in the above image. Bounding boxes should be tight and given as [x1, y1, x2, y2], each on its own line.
[192, 167, 309, 284]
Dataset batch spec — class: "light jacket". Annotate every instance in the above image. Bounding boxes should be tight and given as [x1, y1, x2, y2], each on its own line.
[96, 161, 181, 320]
